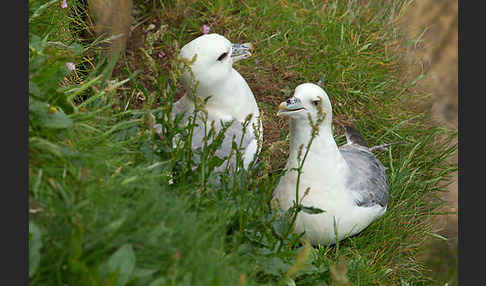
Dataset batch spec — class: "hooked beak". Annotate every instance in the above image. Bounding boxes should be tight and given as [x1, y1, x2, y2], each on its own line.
[277, 97, 306, 116]
[231, 42, 253, 62]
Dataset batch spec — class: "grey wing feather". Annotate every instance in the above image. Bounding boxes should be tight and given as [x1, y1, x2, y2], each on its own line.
[215, 120, 255, 172]
[188, 113, 255, 173]
[170, 96, 255, 173]
[154, 98, 193, 134]
[172, 96, 194, 117]
[339, 145, 389, 207]
[344, 126, 369, 148]
[152, 97, 193, 140]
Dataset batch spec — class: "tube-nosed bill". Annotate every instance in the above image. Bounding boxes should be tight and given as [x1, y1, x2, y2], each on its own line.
[277, 97, 306, 116]
[231, 43, 253, 62]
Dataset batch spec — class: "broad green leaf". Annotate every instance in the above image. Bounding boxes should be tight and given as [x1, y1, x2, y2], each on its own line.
[69, 223, 83, 260]
[29, 221, 42, 277]
[279, 276, 296, 286]
[105, 217, 126, 234]
[43, 109, 73, 129]
[132, 268, 158, 279]
[257, 257, 290, 277]
[29, 81, 42, 98]
[29, 137, 64, 158]
[148, 277, 167, 286]
[103, 244, 136, 286]
[29, 34, 44, 52]
[29, 99, 73, 129]
[128, 268, 159, 285]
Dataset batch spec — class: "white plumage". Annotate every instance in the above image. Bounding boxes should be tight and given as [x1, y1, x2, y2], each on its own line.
[156, 33, 262, 171]
[273, 83, 389, 245]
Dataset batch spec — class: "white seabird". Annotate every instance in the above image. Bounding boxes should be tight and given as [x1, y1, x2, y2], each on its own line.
[273, 83, 389, 245]
[157, 33, 262, 171]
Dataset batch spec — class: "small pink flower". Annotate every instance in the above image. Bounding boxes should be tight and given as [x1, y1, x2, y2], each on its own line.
[61, 0, 67, 9]
[66, 62, 75, 72]
[158, 51, 166, 58]
[202, 25, 210, 35]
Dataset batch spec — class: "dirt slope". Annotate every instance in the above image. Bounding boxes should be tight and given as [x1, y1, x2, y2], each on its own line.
[400, 0, 458, 239]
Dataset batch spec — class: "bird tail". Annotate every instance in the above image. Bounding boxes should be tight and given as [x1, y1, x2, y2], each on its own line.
[369, 142, 404, 152]
[343, 126, 369, 148]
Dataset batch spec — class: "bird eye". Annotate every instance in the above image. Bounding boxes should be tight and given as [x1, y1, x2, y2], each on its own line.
[217, 52, 228, 61]
[312, 100, 320, 106]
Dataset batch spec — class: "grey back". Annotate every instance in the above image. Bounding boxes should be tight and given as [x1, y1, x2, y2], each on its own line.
[339, 145, 389, 207]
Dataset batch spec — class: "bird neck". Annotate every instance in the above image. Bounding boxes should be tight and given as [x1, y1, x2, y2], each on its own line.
[200, 69, 259, 122]
[287, 116, 348, 180]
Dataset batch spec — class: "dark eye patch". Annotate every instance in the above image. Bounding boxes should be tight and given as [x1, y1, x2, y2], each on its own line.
[312, 100, 320, 106]
[217, 52, 228, 61]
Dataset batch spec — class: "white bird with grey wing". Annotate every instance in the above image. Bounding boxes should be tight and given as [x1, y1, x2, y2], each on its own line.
[273, 83, 389, 246]
[155, 33, 262, 172]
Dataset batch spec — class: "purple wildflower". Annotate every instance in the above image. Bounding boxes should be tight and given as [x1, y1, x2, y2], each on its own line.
[202, 25, 210, 35]
[66, 62, 75, 72]
[61, 0, 67, 9]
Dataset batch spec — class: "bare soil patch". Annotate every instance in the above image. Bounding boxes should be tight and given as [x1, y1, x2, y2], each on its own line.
[400, 0, 458, 239]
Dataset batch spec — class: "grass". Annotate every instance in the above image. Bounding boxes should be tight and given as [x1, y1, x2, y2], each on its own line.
[29, 0, 457, 285]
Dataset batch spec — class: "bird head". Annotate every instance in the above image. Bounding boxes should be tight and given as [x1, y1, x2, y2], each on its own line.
[277, 83, 332, 124]
[179, 33, 253, 95]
